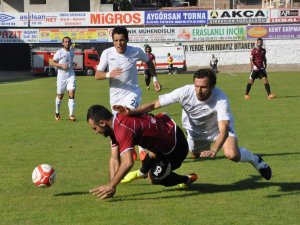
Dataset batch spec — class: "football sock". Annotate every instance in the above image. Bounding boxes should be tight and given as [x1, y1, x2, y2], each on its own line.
[239, 147, 258, 165]
[55, 97, 61, 114]
[68, 98, 75, 116]
[246, 83, 252, 95]
[265, 84, 271, 95]
[159, 172, 189, 187]
[140, 153, 155, 174]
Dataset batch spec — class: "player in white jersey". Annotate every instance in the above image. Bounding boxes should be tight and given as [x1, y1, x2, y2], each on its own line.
[50, 36, 76, 122]
[114, 69, 272, 182]
[95, 26, 161, 161]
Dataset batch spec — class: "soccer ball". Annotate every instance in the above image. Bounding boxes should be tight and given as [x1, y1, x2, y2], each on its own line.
[32, 164, 56, 188]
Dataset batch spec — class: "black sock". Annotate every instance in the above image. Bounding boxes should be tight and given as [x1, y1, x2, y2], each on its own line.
[140, 153, 154, 174]
[265, 84, 271, 95]
[159, 172, 188, 187]
[246, 83, 252, 95]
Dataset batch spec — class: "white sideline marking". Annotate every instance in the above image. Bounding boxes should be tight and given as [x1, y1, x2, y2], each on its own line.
[226, 72, 238, 76]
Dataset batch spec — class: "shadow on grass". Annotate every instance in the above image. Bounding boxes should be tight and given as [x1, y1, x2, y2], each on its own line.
[52, 176, 299, 201]
[107, 175, 300, 202]
[0, 72, 48, 84]
[53, 191, 89, 197]
[184, 151, 300, 163]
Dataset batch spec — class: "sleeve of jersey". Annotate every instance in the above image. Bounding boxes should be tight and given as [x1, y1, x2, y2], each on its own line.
[159, 86, 185, 107]
[53, 51, 60, 62]
[115, 124, 135, 155]
[97, 50, 108, 71]
[215, 93, 231, 121]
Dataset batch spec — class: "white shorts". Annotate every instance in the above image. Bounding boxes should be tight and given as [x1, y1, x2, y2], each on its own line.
[187, 128, 236, 153]
[111, 92, 141, 114]
[57, 77, 76, 94]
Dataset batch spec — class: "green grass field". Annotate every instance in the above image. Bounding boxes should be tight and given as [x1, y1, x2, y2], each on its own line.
[0, 71, 299, 225]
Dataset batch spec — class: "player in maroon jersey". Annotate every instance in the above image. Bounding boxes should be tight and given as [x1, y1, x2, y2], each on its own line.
[244, 38, 276, 100]
[139, 45, 157, 90]
[87, 105, 197, 199]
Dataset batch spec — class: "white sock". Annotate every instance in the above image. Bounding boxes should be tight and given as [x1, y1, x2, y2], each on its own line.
[68, 98, 75, 116]
[239, 147, 258, 166]
[55, 97, 61, 114]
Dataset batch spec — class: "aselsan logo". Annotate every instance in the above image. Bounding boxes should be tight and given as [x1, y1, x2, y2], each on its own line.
[0, 14, 15, 23]
[279, 10, 299, 17]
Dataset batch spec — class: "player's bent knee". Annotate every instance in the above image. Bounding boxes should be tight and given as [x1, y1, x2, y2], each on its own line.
[149, 159, 172, 184]
[224, 151, 240, 162]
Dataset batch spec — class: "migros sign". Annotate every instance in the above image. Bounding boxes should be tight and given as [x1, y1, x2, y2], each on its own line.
[90, 12, 143, 26]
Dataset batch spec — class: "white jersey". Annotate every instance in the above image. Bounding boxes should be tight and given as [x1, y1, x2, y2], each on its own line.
[159, 85, 234, 140]
[97, 45, 149, 107]
[53, 48, 75, 80]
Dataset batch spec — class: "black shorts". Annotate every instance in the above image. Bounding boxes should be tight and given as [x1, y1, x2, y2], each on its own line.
[144, 69, 151, 77]
[250, 69, 267, 80]
[150, 126, 189, 180]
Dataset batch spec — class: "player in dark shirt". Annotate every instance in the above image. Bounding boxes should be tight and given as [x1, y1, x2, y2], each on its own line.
[139, 46, 157, 90]
[244, 38, 276, 100]
[87, 105, 197, 199]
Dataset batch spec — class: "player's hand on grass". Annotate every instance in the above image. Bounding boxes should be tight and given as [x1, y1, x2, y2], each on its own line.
[112, 105, 133, 116]
[90, 184, 116, 199]
[154, 81, 161, 92]
[200, 149, 217, 158]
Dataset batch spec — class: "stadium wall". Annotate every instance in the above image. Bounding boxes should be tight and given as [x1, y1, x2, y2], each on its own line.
[183, 39, 300, 71]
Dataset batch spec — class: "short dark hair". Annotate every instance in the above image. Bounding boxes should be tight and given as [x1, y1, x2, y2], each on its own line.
[87, 105, 113, 123]
[62, 36, 71, 43]
[112, 26, 129, 42]
[257, 38, 263, 42]
[193, 69, 216, 87]
[145, 45, 152, 52]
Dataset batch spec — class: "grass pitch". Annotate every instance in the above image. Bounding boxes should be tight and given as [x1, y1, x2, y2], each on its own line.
[0, 71, 299, 225]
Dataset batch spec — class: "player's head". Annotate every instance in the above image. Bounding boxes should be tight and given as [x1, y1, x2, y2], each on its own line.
[112, 26, 129, 54]
[62, 36, 72, 50]
[256, 38, 263, 48]
[145, 45, 152, 53]
[212, 54, 215, 58]
[87, 105, 114, 137]
[193, 69, 216, 101]
[167, 53, 171, 56]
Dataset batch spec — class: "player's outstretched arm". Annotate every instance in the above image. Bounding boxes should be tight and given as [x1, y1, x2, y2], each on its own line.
[113, 99, 161, 116]
[90, 150, 134, 199]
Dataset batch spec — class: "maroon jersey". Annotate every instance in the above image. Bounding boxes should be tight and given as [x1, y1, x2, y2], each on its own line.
[250, 47, 266, 69]
[112, 113, 176, 156]
[143, 53, 155, 69]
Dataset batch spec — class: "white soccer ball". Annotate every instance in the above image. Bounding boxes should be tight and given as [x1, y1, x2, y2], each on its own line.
[32, 164, 56, 188]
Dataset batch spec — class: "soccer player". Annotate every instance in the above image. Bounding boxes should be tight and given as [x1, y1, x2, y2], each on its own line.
[50, 36, 76, 122]
[167, 53, 175, 75]
[95, 26, 161, 161]
[87, 105, 197, 199]
[210, 54, 218, 74]
[114, 69, 272, 183]
[138, 45, 156, 90]
[245, 38, 276, 100]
